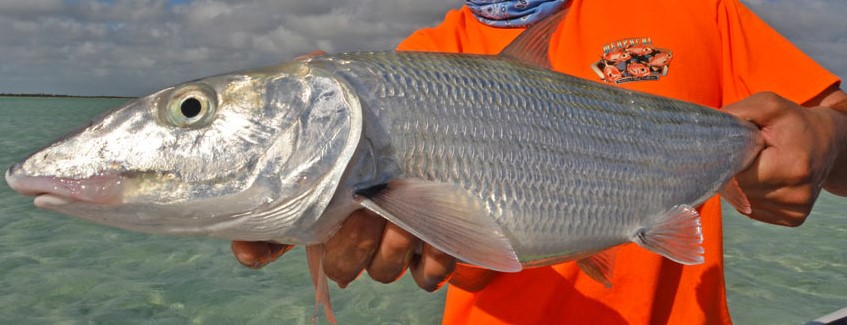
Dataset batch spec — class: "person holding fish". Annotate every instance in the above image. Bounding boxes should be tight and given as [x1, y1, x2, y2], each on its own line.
[5, 0, 844, 324]
[232, 0, 847, 324]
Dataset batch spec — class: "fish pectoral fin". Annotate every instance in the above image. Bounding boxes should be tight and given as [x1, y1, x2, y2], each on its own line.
[305, 244, 337, 325]
[354, 179, 521, 273]
[719, 178, 752, 215]
[632, 204, 704, 265]
[576, 249, 618, 288]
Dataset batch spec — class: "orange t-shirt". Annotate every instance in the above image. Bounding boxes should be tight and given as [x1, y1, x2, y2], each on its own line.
[397, 1, 839, 324]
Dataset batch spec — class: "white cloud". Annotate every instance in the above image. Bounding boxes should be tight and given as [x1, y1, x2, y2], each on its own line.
[0, 0, 842, 96]
[0, 0, 63, 13]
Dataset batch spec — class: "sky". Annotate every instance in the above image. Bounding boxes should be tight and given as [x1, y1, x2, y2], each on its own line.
[0, 0, 845, 97]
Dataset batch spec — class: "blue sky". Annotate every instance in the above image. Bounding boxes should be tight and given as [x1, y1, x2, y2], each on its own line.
[0, 0, 844, 96]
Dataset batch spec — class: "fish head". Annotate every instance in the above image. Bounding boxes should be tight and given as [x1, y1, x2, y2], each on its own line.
[626, 62, 651, 77]
[603, 64, 623, 81]
[6, 59, 363, 243]
[625, 44, 653, 57]
[603, 49, 631, 63]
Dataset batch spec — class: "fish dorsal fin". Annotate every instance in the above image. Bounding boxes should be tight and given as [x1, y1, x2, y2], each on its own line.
[498, 6, 570, 69]
[354, 179, 521, 272]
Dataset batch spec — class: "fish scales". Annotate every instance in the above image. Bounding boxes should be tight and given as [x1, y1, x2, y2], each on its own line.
[310, 51, 759, 262]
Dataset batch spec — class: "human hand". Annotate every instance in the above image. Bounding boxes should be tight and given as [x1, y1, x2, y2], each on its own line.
[231, 209, 458, 292]
[322, 209, 457, 291]
[723, 90, 847, 226]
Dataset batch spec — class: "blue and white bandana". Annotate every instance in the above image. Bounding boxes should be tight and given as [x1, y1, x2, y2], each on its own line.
[466, 0, 567, 28]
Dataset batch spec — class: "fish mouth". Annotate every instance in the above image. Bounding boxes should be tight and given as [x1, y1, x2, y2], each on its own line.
[5, 167, 124, 207]
[5, 165, 292, 241]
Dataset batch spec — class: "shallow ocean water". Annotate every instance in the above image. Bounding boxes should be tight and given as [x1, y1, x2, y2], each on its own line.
[0, 97, 844, 324]
[724, 192, 847, 324]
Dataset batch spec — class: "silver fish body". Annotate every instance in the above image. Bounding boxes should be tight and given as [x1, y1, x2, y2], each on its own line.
[6, 50, 762, 270]
[308, 51, 762, 266]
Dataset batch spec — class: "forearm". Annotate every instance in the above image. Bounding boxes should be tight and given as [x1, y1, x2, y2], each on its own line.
[816, 88, 847, 196]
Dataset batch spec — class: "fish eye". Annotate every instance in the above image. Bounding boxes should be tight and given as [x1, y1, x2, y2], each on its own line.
[180, 97, 202, 118]
[161, 84, 218, 128]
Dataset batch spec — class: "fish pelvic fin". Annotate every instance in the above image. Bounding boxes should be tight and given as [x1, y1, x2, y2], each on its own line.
[632, 204, 705, 265]
[719, 178, 752, 215]
[354, 179, 521, 273]
[498, 4, 570, 69]
[576, 249, 618, 288]
[305, 244, 337, 325]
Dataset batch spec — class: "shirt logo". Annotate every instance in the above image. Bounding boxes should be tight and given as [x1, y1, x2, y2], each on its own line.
[591, 37, 674, 84]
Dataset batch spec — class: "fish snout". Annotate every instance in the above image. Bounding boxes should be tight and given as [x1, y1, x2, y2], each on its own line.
[5, 164, 125, 207]
[6, 162, 30, 195]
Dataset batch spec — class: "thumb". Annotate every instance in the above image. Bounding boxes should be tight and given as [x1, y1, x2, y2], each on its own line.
[722, 92, 793, 127]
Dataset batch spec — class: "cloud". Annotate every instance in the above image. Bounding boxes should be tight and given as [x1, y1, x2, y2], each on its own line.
[0, 0, 64, 14]
[0, 0, 843, 96]
[0, 0, 459, 96]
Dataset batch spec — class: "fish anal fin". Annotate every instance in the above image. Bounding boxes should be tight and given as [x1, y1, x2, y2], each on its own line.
[305, 244, 337, 325]
[719, 178, 752, 215]
[632, 204, 704, 265]
[576, 249, 617, 288]
[354, 179, 521, 273]
[498, 5, 570, 69]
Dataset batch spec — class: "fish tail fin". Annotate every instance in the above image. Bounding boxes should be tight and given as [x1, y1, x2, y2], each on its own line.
[719, 178, 752, 215]
[632, 204, 704, 265]
[305, 244, 337, 325]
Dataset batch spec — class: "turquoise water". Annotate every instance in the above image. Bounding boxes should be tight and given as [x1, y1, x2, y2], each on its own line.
[724, 193, 847, 324]
[0, 97, 844, 324]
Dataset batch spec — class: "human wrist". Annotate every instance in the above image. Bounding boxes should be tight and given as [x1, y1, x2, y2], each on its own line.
[818, 97, 847, 195]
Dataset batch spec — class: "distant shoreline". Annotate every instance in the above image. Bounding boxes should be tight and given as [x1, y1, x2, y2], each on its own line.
[0, 93, 135, 99]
